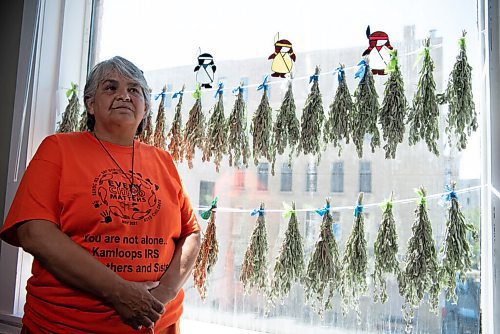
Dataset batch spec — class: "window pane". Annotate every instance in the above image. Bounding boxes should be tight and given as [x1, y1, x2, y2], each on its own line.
[306, 163, 317, 192]
[331, 162, 344, 193]
[280, 163, 293, 192]
[257, 162, 269, 191]
[359, 161, 372, 193]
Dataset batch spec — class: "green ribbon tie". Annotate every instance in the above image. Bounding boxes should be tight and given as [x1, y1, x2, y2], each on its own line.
[66, 82, 77, 99]
[192, 84, 202, 100]
[282, 202, 295, 219]
[200, 196, 218, 220]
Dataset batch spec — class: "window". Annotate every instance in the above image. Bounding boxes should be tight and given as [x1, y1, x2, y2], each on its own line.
[234, 168, 245, 190]
[199, 181, 215, 207]
[331, 162, 344, 193]
[359, 161, 372, 193]
[280, 163, 293, 192]
[306, 163, 317, 192]
[257, 163, 269, 191]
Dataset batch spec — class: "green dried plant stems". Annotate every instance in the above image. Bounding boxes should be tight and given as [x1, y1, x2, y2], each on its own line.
[251, 89, 273, 166]
[57, 84, 80, 133]
[153, 86, 168, 150]
[167, 88, 184, 163]
[240, 203, 269, 294]
[323, 65, 354, 155]
[372, 193, 400, 304]
[267, 202, 305, 309]
[340, 193, 367, 323]
[227, 88, 251, 168]
[399, 187, 440, 333]
[138, 110, 154, 145]
[182, 98, 205, 169]
[302, 198, 341, 315]
[352, 64, 380, 158]
[442, 31, 478, 151]
[440, 181, 479, 303]
[297, 66, 325, 163]
[408, 38, 440, 156]
[271, 81, 300, 175]
[193, 209, 219, 301]
[203, 93, 228, 172]
[379, 50, 408, 159]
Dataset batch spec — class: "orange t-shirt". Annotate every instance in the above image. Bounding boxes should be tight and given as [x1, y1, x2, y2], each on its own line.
[0, 132, 200, 333]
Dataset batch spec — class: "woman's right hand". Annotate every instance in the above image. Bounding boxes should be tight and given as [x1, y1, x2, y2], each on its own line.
[107, 280, 165, 330]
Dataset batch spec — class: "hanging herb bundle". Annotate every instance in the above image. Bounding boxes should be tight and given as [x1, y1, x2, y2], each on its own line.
[78, 103, 88, 131]
[440, 31, 478, 151]
[153, 86, 168, 150]
[193, 198, 219, 301]
[302, 199, 341, 315]
[267, 202, 305, 309]
[270, 81, 300, 175]
[340, 193, 368, 322]
[182, 85, 205, 169]
[203, 84, 228, 172]
[440, 181, 479, 303]
[167, 87, 185, 163]
[372, 192, 400, 304]
[408, 38, 440, 156]
[57, 83, 80, 133]
[240, 203, 269, 294]
[323, 65, 354, 155]
[379, 50, 408, 159]
[352, 59, 380, 158]
[297, 66, 325, 163]
[227, 86, 251, 168]
[251, 78, 273, 166]
[399, 187, 440, 333]
[138, 109, 154, 145]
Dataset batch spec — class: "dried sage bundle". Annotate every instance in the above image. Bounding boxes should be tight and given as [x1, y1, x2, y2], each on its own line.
[440, 181, 478, 303]
[57, 83, 80, 133]
[323, 65, 354, 155]
[193, 198, 219, 300]
[302, 199, 341, 315]
[182, 86, 205, 169]
[352, 60, 380, 158]
[203, 87, 228, 172]
[399, 187, 440, 333]
[441, 31, 478, 151]
[408, 38, 440, 156]
[167, 87, 185, 163]
[153, 86, 168, 150]
[340, 193, 367, 323]
[271, 81, 300, 175]
[251, 81, 273, 166]
[372, 193, 400, 304]
[227, 86, 251, 168]
[267, 202, 305, 309]
[297, 66, 324, 162]
[78, 102, 88, 132]
[138, 110, 154, 145]
[240, 203, 269, 294]
[380, 50, 408, 159]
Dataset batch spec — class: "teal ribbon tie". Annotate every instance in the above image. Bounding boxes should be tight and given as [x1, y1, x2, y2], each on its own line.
[251, 207, 265, 217]
[315, 203, 331, 216]
[335, 66, 345, 83]
[354, 204, 364, 217]
[200, 197, 218, 220]
[355, 59, 367, 82]
[309, 74, 319, 83]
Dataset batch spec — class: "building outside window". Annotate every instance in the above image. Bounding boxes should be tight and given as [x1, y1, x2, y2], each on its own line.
[257, 162, 269, 191]
[199, 180, 215, 207]
[280, 163, 293, 192]
[331, 161, 344, 193]
[359, 161, 372, 193]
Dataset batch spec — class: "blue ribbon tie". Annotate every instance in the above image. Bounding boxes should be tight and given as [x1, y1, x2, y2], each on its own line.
[172, 90, 184, 99]
[309, 74, 319, 83]
[336, 67, 345, 83]
[355, 60, 367, 81]
[214, 82, 224, 98]
[315, 203, 331, 216]
[251, 208, 265, 217]
[354, 204, 364, 217]
[257, 76, 269, 91]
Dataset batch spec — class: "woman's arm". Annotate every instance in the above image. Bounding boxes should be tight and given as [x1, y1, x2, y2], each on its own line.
[17, 219, 164, 330]
[150, 231, 201, 303]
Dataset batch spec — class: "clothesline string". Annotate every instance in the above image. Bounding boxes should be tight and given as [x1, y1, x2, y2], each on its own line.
[195, 183, 485, 213]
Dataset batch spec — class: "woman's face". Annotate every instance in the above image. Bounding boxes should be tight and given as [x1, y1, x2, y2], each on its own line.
[87, 71, 146, 133]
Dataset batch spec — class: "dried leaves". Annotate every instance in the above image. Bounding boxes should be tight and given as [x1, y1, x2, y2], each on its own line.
[303, 198, 341, 315]
[408, 38, 440, 156]
[227, 87, 251, 168]
[340, 193, 368, 322]
[167, 87, 184, 162]
[440, 181, 478, 303]
[153, 86, 168, 150]
[138, 110, 154, 145]
[203, 92, 228, 172]
[297, 66, 324, 162]
[399, 187, 440, 333]
[240, 204, 269, 294]
[352, 63, 380, 158]
[182, 93, 205, 169]
[57, 83, 80, 133]
[251, 88, 273, 166]
[380, 50, 408, 159]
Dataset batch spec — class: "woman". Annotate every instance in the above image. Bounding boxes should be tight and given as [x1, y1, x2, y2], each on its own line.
[0, 56, 201, 333]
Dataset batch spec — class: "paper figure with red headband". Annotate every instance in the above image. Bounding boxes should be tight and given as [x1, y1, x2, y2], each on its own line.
[362, 26, 393, 75]
[268, 34, 296, 78]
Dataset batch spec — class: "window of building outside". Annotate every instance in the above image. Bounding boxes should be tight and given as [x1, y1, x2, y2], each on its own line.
[257, 162, 269, 191]
[280, 163, 293, 192]
[306, 163, 318, 192]
[3, 0, 491, 333]
[359, 161, 372, 193]
[331, 161, 344, 193]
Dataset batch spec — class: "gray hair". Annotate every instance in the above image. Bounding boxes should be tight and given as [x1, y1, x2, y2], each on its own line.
[83, 56, 151, 134]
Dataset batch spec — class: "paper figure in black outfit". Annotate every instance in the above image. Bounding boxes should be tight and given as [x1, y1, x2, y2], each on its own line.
[194, 52, 216, 88]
